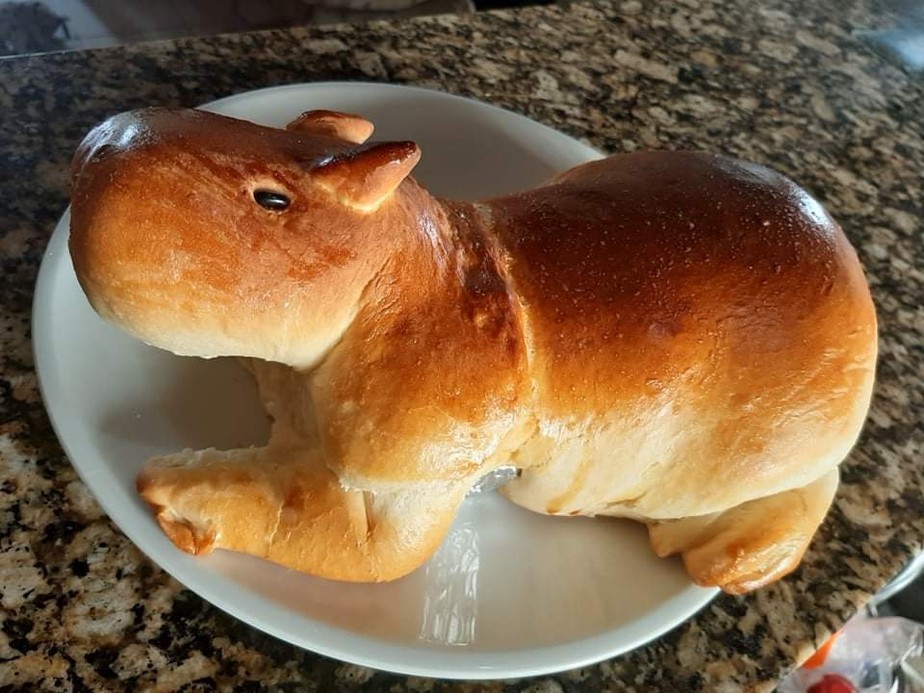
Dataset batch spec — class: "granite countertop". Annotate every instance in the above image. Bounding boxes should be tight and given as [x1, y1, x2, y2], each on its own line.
[1, 0, 922, 690]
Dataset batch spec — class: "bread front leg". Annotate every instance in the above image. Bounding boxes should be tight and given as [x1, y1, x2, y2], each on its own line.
[647, 469, 839, 594]
[137, 445, 467, 582]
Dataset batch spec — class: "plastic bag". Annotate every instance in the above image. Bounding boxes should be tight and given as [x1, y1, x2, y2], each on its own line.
[778, 613, 923, 692]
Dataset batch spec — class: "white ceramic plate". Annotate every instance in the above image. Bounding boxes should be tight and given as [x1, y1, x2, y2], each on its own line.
[33, 83, 717, 679]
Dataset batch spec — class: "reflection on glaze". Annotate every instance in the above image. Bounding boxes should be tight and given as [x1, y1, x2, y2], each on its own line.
[418, 514, 479, 646]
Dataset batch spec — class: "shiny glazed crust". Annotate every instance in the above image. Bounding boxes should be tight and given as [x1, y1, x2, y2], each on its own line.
[69, 109, 877, 590]
[494, 152, 876, 519]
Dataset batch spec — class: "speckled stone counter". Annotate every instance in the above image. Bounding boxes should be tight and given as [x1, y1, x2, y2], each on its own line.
[1, 0, 922, 690]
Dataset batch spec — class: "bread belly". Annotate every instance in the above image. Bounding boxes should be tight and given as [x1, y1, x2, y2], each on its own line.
[499, 383, 852, 522]
[501, 397, 695, 521]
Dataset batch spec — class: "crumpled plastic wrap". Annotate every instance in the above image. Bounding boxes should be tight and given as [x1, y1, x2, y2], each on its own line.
[779, 613, 923, 692]
[467, 465, 519, 496]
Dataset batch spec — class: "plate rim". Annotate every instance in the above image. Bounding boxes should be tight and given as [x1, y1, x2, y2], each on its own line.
[32, 81, 717, 680]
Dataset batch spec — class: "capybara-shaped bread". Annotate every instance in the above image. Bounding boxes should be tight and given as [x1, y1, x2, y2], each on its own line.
[69, 107, 876, 593]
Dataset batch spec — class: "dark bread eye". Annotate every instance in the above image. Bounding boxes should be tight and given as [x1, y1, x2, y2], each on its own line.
[253, 189, 291, 211]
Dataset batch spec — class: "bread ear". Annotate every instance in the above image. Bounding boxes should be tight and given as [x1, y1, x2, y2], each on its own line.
[313, 141, 421, 212]
[287, 110, 374, 144]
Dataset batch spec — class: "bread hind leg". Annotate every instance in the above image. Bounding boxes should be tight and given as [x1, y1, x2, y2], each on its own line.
[647, 469, 839, 594]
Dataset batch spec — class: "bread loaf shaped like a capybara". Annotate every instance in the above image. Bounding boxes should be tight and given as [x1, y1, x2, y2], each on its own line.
[69, 107, 876, 593]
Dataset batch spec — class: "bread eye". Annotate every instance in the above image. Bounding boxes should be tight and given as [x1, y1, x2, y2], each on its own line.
[253, 189, 291, 211]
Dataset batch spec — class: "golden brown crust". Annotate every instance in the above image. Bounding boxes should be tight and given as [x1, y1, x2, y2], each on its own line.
[494, 152, 876, 520]
[70, 110, 877, 592]
[491, 151, 874, 417]
[309, 192, 531, 485]
[313, 141, 422, 211]
[69, 108, 403, 369]
[286, 110, 375, 144]
[137, 444, 467, 582]
[648, 469, 839, 593]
